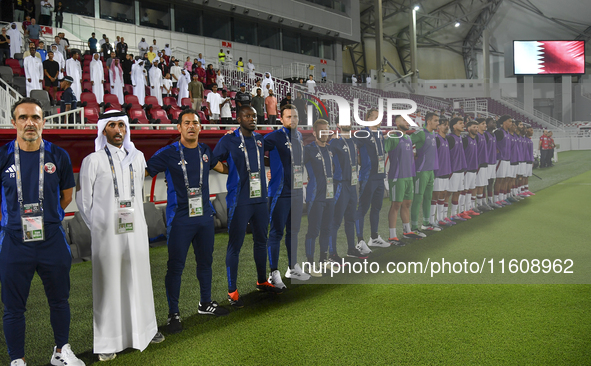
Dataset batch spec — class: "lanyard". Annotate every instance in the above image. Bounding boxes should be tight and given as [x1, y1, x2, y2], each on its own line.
[370, 128, 384, 158]
[281, 127, 303, 167]
[342, 137, 357, 170]
[179, 142, 203, 190]
[315, 143, 333, 178]
[239, 129, 260, 173]
[14, 140, 44, 209]
[104, 146, 134, 199]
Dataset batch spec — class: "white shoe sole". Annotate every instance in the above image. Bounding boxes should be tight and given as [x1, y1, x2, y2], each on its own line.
[367, 241, 391, 248]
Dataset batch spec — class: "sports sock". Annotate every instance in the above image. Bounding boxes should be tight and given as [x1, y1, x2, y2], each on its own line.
[430, 201, 437, 225]
[389, 228, 397, 239]
[437, 200, 445, 222]
[494, 194, 499, 202]
[403, 223, 411, 233]
[471, 197, 476, 210]
[451, 202, 458, 216]
[371, 232, 378, 240]
[411, 221, 419, 230]
[477, 194, 483, 206]
[464, 192, 471, 212]
[444, 203, 449, 218]
[459, 193, 465, 212]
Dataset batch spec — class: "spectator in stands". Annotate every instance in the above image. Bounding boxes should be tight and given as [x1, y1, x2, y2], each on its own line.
[65, 52, 82, 99]
[23, 41, 41, 60]
[265, 90, 278, 125]
[280, 93, 291, 109]
[197, 53, 205, 67]
[170, 60, 181, 88]
[0, 28, 9, 65]
[162, 73, 172, 98]
[101, 38, 113, 60]
[7, 23, 21, 58]
[321, 68, 327, 83]
[261, 72, 274, 93]
[24, 0, 34, 20]
[109, 57, 124, 104]
[298, 78, 304, 84]
[306, 74, 316, 94]
[216, 69, 225, 89]
[176, 68, 190, 107]
[50, 44, 65, 79]
[131, 59, 147, 104]
[142, 12, 149, 23]
[184, 56, 192, 71]
[188, 74, 204, 111]
[98, 33, 107, 47]
[27, 18, 41, 48]
[195, 61, 206, 84]
[113, 36, 120, 50]
[236, 57, 244, 72]
[235, 83, 251, 107]
[191, 58, 199, 75]
[247, 59, 255, 79]
[122, 53, 133, 85]
[218, 49, 225, 66]
[152, 39, 159, 53]
[293, 91, 307, 123]
[366, 74, 372, 88]
[225, 49, 233, 66]
[251, 88, 264, 126]
[352, 74, 357, 86]
[250, 79, 262, 96]
[138, 38, 148, 58]
[149, 59, 163, 105]
[43, 50, 59, 102]
[263, 83, 271, 98]
[58, 32, 69, 57]
[146, 46, 156, 63]
[106, 51, 116, 68]
[54, 35, 64, 58]
[154, 50, 162, 65]
[205, 64, 216, 90]
[14, 0, 25, 22]
[207, 84, 223, 123]
[163, 44, 171, 58]
[40, 0, 53, 26]
[158, 57, 169, 75]
[220, 89, 232, 125]
[90, 53, 105, 103]
[54, 2, 64, 28]
[116, 37, 128, 60]
[59, 75, 76, 113]
[24, 42, 42, 97]
[22, 16, 31, 35]
[36, 41, 47, 61]
[88, 32, 98, 54]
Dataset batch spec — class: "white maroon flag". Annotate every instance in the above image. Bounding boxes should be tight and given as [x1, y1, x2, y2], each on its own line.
[514, 41, 585, 75]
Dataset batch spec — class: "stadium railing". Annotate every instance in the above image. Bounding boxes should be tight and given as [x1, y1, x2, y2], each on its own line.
[0, 77, 23, 126]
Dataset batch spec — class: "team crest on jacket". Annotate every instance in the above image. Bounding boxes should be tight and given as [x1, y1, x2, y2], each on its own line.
[44, 162, 56, 174]
[256, 140, 262, 148]
[203, 154, 209, 162]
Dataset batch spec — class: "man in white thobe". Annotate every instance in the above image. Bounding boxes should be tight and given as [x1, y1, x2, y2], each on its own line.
[65, 52, 82, 99]
[90, 53, 105, 103]
[7, 23, 22, 58]
[131, 60, 147, 105]
[247, 59, 255, 79]
[176, 69, 189, 107]
[261, 72, 274, 93]
[351, 74, 357, 86]
[366, 75, 372, 88]
[51, 44, 65, 79]
[24, 45, 43, 97]
[138, 38, 149, 58]
[109, 58, 125, 104]
[76, 111, 164, 362]
[149, 60, 163, 106]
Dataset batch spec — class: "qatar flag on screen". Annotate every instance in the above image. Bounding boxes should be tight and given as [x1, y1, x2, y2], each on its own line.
[514, 41, 585, 74]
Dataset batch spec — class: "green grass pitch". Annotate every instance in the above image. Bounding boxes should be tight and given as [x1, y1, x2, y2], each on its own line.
[1, 150, 590, 365]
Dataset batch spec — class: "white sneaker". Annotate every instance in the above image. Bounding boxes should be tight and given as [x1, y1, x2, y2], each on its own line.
[368, 235, 391, 248]
[356, 240, 372, 255]
[11, 359, 26, 366]
[307, 262, 324, 277]
[421, 224, 442, 232]
[268, 269, 287, 289]
[285, 264, 311, 281]
[51, 344, 85, 366]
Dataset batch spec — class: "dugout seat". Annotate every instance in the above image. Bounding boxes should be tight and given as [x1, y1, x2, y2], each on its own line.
[67, 212, 92, 261]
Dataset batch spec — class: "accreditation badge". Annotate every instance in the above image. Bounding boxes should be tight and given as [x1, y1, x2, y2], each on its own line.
[326, 177, 334, 199]
[249, 172, 262, 198]
[293, 165, 303, 189]
[378, 155, 385, 174]
[21, 203, 44, 242]
[116, 200, 134, 234]
[188, 187, 203, 217]
[351, 165, 358, 186]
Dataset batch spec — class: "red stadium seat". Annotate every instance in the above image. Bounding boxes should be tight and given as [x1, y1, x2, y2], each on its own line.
[151, 109, 174, 129]
[82, 81, 92, 92]
[103, 82, 110, 93]
[124, 95, 142, 110]
[229, 91, 237, 98]
[180, 98, 192, 109]
[103, 94, 122, 111]
[80, 92, 100, 109]
[203, 89, 211, 97]
[162, 96, 177, 108]
[5, 59, 24, 76]
[123, 84, 133, 95]
[171, 87, 179, 97]
[82, 72, 91, 82]
[197, 111, 208, 124]
[169, 108, 182, 123]
[144, 96, 163, 112]
[55, 91, 64, 102]
[84, 106, 100, 124]
[129, 107, 151, 129]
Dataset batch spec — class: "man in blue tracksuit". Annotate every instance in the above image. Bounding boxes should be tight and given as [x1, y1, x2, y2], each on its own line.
[264, 104, 310, 289]
[355, 108, 390, 253]
[329, 122, 367, 260]
[0, 98, 84, 366]
[146, 109, 230, 334]
[213, 105, 283, 308]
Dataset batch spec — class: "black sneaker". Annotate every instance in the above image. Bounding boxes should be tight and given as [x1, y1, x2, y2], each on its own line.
[328, 253, 342, 263]
[198, 301, 230, 317]
[347, 248, 368, 259]
[166, 313, 182, 334]
[228, 290, 244, 308]
[256, 281, 284, 294]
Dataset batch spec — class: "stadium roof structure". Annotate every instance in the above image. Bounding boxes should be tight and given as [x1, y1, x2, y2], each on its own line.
[352, 0, 591, 78]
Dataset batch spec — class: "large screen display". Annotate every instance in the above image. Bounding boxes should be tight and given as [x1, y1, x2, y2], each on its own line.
[513, 40, 585, 75]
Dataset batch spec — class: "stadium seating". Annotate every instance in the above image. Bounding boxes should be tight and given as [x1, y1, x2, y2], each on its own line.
[82, 81, 93, 93]
[180, 98, 192, 110]
[129, 107, 151, 129]
[198, 111, 209, 124]
[123, 84, 133, 95]
[104, 94, 122, 111]
[169, 108, 182, 123]
[124, 95, 142, 110]
[84, 106, 100, 124]
[30, 90, 54, 116]
[144, 96, 164, 115]
[5, 58, 24, 76]
[151, 109, 174, 129]
[80, 92, 101, 109]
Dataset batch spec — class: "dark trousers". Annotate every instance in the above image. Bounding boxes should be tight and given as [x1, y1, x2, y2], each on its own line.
[540, 149, 552, 167]
[226, 202, 269, 292]
[0, 227, 72, 360]
[165, 217, 214, 313]
[256, 115, 265, 125]
[0, 48, 9, 65]
[55, 15, 63, 28]
[305, 199, 335, 262]
[267, 115, 277, 125]
[267, 194, 303, 271]
[355, 179, 385, 240]
[330, 181, 358, 254]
